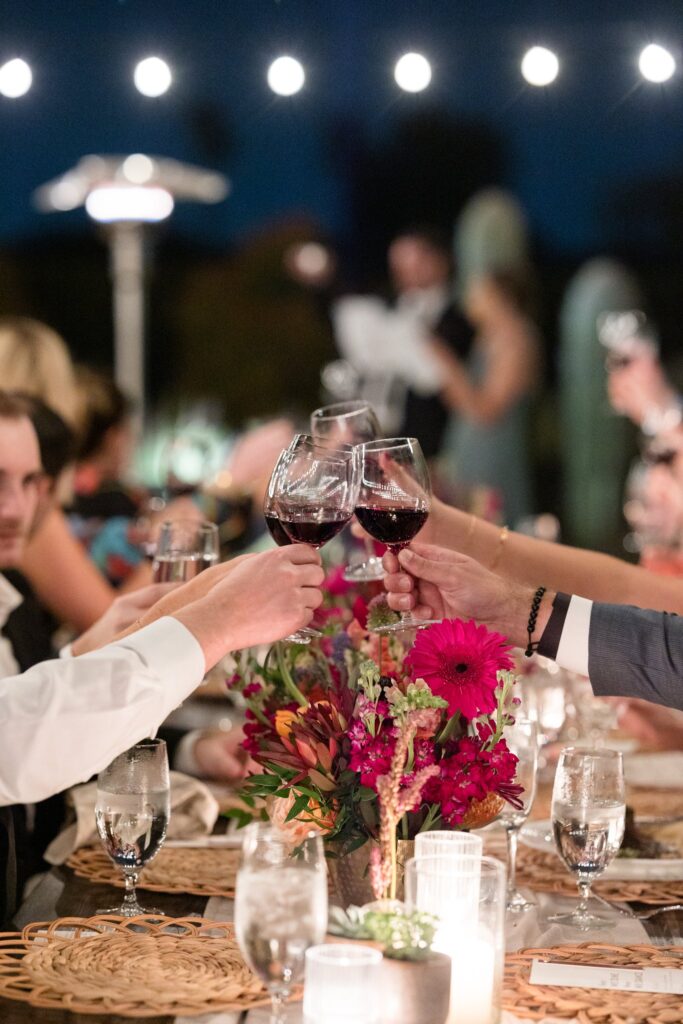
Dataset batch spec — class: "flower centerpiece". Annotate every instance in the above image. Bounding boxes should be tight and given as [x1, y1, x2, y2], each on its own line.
[229, 576, 523, 902]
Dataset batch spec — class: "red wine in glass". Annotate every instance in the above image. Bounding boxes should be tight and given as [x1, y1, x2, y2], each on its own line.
[279, 509, 351, 548]
[354, 506, 428, 553]
[264, 512, 293, 547]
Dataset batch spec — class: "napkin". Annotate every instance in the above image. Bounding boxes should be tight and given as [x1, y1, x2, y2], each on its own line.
[44, 770, 220, 865]
[625, 751, 683, 789]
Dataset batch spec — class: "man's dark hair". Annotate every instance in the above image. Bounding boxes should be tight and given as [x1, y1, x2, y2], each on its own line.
[3, 391, 75, 480]
[0, 390, 34, 421]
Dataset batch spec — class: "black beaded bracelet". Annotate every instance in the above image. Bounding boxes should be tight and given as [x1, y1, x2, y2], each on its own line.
[524, 586, 547, 658]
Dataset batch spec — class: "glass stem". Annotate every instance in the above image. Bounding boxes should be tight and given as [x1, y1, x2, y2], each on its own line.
[123, 871, 139, 910]
[506, 827, 518, 894]
[269, 989, 287, 1024]
[363, 536, 377, 561]
[576, 879, 592, 914]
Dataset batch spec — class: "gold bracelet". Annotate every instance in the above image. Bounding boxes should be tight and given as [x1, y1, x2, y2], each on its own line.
[489, 525, 509, 572]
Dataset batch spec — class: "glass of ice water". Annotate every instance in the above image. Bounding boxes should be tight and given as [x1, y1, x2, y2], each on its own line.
[549, 747, 625, 929]
[95, 737, 170, 917]
[152, 519, 219, 582]
[499, 715, 538, 912]
[235, 822, 328, 1024]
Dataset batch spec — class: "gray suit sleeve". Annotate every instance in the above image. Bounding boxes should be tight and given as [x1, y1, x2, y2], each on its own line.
[589, 602, 683, 711]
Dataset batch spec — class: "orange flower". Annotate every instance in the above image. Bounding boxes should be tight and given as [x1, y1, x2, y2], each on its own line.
[274, 709, 300, 739]
[267, 792, 336, 844]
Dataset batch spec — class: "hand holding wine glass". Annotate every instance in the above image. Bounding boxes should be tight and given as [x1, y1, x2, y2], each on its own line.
[95, 738, 170, 917]
[549, 746, 625, 929]
[264, 444, 356, 643]
[354, 437, 432, 632]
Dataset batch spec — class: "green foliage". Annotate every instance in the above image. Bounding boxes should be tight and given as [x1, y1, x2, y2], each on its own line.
[328, 904, 439, 961]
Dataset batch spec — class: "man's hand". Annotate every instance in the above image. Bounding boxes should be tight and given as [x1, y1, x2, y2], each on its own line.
[174, 545, 325, 668]
[382, 541, 550, 645]
[191, 727, 252, 782]
[72, 583, 179, 656]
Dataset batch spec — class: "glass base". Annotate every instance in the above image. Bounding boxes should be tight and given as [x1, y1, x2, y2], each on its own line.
[283, 627, 322, 645]
[96, 903, 165, 918]
[547, 908, 613, 930]
[507, 888, 536, 913]
[372, 617, 441, 635]
[343, 557, 385, 583]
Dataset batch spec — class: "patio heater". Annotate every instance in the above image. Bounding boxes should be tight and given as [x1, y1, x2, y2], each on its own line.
[34, 155, 229, 421]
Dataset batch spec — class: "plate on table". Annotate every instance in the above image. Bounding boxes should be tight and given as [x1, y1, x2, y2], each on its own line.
[520, 819, 683, 881]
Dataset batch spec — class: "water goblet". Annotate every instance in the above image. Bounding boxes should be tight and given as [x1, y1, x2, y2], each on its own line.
[152, 518, 219, 582]
[548, 746, 625, 929]
[499, 715, 538, 912]
[95, 738, 170, 917]
[235, 823, 328, 1024]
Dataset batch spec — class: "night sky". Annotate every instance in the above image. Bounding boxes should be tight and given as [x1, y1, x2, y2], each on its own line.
[0, 0, 681, 256]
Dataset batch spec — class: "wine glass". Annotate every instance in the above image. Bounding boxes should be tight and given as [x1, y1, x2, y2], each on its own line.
[95, 738, 170, 917]
[152, 518, 219, 582]
[354, 437, 432, 633]
[267, 445, 357, 643]
[235, 823, 328, 1024]
[310, 400, 385, 583]
[499, 715, 538, 913]
[549, 747, 625, 929]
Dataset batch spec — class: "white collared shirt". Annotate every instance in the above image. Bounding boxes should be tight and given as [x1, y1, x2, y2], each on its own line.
[0, 574, 23, 679]
[0, 616, 204, 806]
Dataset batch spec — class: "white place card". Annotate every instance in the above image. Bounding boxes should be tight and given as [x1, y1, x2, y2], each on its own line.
[530, 958, 683, 994]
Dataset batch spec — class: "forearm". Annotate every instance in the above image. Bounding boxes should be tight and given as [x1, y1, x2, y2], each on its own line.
[0, 619, 204, 805]
[589, 602, 683, 711]
[432, 501, 683, 614]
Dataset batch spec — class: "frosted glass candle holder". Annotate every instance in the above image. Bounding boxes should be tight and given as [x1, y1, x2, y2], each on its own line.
[415, 831, 483, 860]
[303, 943, 383, 1024]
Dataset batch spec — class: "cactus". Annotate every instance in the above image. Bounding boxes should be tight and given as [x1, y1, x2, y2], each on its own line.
[559, 258, 641, 550]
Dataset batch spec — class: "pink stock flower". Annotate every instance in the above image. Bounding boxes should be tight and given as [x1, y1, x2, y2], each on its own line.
[405, 619, 513, 720]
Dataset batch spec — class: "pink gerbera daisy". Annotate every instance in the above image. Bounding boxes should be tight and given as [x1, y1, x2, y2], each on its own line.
[405, 618, 513, 720]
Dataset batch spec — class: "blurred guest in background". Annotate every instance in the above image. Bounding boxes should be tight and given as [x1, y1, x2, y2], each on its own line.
[433, 271, 539, 525]
[332, 227, 474, 450]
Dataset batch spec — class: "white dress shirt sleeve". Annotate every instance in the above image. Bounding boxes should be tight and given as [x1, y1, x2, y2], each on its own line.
[0, 616, 204, 806]
[554, 595, 592, 677]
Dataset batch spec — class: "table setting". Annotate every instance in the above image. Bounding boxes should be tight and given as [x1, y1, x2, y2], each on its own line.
[3, 403, 683, 1024]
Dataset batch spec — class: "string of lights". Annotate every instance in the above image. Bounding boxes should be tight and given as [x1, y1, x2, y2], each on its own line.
[0, 42, 677, 101]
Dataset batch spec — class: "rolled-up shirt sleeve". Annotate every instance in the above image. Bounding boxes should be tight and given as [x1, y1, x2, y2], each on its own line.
[0, 617, 204, 806]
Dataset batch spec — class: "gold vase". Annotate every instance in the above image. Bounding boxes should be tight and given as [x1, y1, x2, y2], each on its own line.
[327, 839, 414, 909]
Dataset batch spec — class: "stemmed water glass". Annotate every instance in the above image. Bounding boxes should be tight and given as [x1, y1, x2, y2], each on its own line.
[265, 444, 357, 643]
[354, 437, 432, 633]
[549, 747, 625, 929]
[152, 519, 219, 582]
[310, 400, 385, 582]
[95, 738, 170, 917]
[234, 823, 328, 1024]
[499, 715, 538, 912]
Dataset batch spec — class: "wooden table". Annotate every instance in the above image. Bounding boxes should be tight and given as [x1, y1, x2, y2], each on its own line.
[4, 845, 683, 1024]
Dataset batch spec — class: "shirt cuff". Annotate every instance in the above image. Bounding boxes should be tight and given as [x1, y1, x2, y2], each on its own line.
[59, 642, 73, 659]
[111, 617, 206, 719]
[553, 595, 592, 676]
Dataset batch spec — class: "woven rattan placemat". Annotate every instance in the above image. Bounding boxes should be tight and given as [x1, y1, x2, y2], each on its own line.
[67, 845, 239, 898]
[516, 846, 683, 905]
[0, 915, 274, 1018]
[503, 942, 683, 1023]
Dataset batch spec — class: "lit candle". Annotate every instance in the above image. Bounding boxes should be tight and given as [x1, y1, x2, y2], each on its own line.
[444, 933, 496, 1024]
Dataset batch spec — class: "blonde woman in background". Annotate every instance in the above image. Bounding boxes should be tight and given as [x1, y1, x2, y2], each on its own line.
[0, 316, 117, 629]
